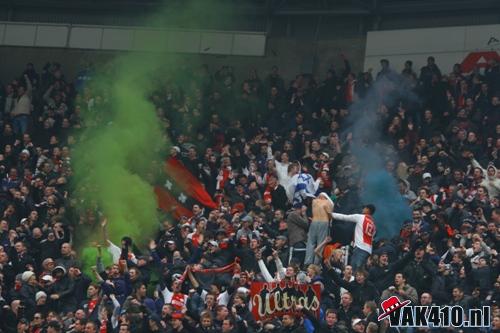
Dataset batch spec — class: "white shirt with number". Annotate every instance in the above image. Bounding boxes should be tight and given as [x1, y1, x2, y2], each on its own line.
[331, 213, 376, 254]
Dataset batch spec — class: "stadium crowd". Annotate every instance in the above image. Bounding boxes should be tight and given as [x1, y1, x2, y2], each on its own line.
[0, 53, 498, 333]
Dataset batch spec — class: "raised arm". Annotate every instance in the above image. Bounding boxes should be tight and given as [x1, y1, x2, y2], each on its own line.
[273, 251, 286, 281]
[101, 218, 110, 244]
[109, 294, 121, 329]
[331, 213, 363, 223]
[256, 250, 274, 283]
[266, 145, 274, 161]
[471, 159, 486, 174]
[186, 266, 200, 289]
[24, 75, 32, 97]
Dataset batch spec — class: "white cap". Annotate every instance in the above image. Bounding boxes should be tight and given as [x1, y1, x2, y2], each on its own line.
[22, 271, 35, 282]
[352, 318, 363, 328]
[422, 172, 432, 179]
[41, 274, 53, 282]
[237, 287, 249, 294]
[36, 291, 47, 302]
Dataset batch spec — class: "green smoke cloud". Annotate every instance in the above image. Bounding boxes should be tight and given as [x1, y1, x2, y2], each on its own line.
[72, 54, 164, 245]
[71, 1, 237, 265]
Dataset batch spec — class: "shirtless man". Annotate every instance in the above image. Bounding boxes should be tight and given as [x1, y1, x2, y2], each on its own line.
[304, 192, 334, 265]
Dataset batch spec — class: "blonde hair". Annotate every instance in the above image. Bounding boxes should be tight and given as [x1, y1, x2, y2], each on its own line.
[307, 264, 321, 276]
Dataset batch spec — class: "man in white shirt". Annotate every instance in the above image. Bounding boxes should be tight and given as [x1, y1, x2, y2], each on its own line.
[331, 204, 376, 272]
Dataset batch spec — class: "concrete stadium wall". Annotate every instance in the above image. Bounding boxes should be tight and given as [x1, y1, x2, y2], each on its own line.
[364, 24, 500, 73]
[0, 36, 366, 85]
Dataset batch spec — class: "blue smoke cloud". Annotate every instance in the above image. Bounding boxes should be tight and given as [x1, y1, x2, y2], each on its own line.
[343, 74, 416, 239]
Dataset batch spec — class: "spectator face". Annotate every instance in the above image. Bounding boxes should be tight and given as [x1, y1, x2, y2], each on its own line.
[478, 258, 487, 267]
[355, 272, 366, 284]
[87, 285, 99, 298]
[285, 266, 295, 277]
[37, 293, 47, 304]
[452, 288, 463, 301]
[201, 316, 212, 328]
[424, 110, 432, 121]
[46, 312, 58, 322]
[172, 280, 182, 292]
[353, 322, 365, 333]
[217, 306, 229, 319]
[325, 312, 337, 326]
[344, 265, 353, 278]
[205, 294, 215, 307]
[487, 167, 495, 178]
[171, 318, 182, 329]
[162, 304, 172, 317]
[477, 187, 487, 197]
[17, 321, 28, 332]
[282, 314, 295, 327]
[26, 274, 36, 285]
[84, 323, 97, 333]
[341, 293, 352, 307]
[192, 204, 201, 215]
[363, 304, 373, 316]
[394, 273, 405, 287]
[14, 242, 25, 254]
[494, 316, 500, 330]
[418, 189, 428, 199]
[118, 325, 130, 333]
[73, 320, 85, 332]
[221, 319, 233, 332]
[250, 239, 259, 250]
[275, 238, 286, 248]
[32, 313, 44, 326]
[136, 284, 147, 298]
[61, 243, 72, 256]
[129, 268, 139, 280]
[0, 252, 8, 264]
[414, 249, 425, 260]
[110, 265, 120, 277]
[420, 293, 432, 305]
